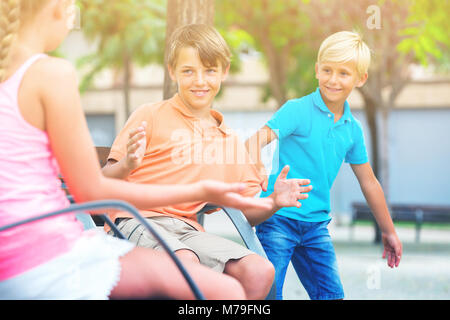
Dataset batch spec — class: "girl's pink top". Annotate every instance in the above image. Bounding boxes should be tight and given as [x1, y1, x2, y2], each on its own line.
[0, 54, 83, 281]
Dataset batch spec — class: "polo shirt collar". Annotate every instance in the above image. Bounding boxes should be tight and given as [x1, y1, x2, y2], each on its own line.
[341, 101, 352, 123]
[312, 87, 352, 123]
[169, 93, 230, 135]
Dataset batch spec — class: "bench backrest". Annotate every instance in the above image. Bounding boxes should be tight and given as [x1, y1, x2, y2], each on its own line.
[352, 202, 450, 223]
[96, 146, 111, 167]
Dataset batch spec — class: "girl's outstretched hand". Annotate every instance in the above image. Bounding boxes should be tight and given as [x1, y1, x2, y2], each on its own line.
[198, 180, 273, 211]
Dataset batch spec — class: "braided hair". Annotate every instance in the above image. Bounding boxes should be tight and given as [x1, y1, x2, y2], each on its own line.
[0, 0, 21, 82]
[0, 0, 55, 82]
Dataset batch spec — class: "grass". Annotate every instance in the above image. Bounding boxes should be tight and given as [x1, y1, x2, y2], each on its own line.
[352, 220, 450, 230]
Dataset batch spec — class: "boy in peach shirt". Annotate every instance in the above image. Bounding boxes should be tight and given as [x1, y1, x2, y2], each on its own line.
[102, 24, 312, 299]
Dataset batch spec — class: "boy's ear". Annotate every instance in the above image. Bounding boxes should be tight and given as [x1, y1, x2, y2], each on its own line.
[356, 72, 368, 88]
[315, 63, 319, 79]
[52, 0, 65, 20]
[167, 64, 177, 81]
[221, 64, 231, 81]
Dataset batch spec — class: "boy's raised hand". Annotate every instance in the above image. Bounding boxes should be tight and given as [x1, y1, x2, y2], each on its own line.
[272, 165, 312, 209]
[126, 121, 147, 171]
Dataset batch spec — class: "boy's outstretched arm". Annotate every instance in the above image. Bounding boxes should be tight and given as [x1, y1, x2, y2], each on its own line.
[351, 163, 403, 268]
[245, 125, 278, 191]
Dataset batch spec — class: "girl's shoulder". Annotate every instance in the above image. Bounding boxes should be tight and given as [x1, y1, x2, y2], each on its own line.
[32, 56, 77, 80]
[20, 56, 77, 93]
[28, 57, 79, 97]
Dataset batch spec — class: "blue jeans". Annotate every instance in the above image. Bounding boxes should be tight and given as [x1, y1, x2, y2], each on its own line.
[256, 214, 344, 300]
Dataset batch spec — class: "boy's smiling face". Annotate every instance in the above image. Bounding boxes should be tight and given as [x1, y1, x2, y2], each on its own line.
[168, 46, 229, 116]
[315, 60, 367, 108]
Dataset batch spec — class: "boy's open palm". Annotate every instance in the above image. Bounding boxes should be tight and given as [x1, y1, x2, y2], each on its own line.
[273, 165, 312, 208]
[126, 121, 147, 171]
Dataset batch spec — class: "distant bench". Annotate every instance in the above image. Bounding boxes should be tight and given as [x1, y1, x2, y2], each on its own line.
[351, 202, 450, 242]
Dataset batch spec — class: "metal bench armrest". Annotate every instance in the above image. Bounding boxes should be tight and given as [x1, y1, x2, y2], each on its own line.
[198, 204, 276, 300]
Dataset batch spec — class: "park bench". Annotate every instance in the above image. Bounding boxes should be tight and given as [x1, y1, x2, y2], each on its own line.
[351, 202, 450, 242]
[64, 146, 276, 299]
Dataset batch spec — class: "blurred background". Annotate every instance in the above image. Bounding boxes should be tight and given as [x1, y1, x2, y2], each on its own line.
[62, 0, 449, 299]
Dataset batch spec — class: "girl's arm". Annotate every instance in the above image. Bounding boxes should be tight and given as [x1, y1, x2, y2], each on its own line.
[351, 162, 402, 268]
[245, 125, 278, 191]
[37, 58, 272, 212]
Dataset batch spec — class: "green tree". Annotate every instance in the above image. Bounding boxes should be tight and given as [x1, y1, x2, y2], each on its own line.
[397, 0, 450, 68]
[216, 0, 317, 107]
[77, 0, 166, 117]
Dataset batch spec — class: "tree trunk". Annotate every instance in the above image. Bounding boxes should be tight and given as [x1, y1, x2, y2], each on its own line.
[260, 40, 288, 108]
[163, 0, 215, 99]
[380, 106, 390, 198]
[359, 90, 382, 243]
[123, 52, 132, 118]
[248, 19, 288, 108]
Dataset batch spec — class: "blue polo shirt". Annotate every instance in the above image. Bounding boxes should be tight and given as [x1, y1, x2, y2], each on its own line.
[261, 87, 369, 222]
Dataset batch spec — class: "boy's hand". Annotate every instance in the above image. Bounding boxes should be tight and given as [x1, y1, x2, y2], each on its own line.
[125, 121, 147, 171]
[382, 232, 402, 268]
[271, 165, 312, 209]
[199, 180, 273, 211]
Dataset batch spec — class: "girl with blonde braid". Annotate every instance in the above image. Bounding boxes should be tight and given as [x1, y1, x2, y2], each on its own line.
[0, 0, 273, 299]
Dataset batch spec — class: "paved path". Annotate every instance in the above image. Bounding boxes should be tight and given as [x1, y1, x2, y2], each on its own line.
[204, 212, 450, 300]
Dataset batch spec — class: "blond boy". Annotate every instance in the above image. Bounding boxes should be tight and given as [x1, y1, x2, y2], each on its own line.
[102, 24, 312, 300]
[246, 31, 403, 300]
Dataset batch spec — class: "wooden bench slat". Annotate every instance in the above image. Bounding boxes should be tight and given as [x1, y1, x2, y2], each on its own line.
[350, 202, 450, 242]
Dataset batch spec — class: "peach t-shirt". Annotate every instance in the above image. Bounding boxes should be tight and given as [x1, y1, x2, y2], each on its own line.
[106, 94, 263, 231]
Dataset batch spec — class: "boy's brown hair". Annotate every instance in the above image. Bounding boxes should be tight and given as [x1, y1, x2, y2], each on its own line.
[166, 23, 231, 70]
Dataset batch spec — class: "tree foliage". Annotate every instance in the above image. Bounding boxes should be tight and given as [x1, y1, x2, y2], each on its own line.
[397, 0, 450, 67]
[77, 0, 166, 88]
[216, 0, 317, 106]
[216, 0, 448, 106]
[76, 0, 166, 115]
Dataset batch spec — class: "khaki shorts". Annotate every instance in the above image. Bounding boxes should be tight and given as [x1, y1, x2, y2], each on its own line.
[111, 216, 254, 272]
